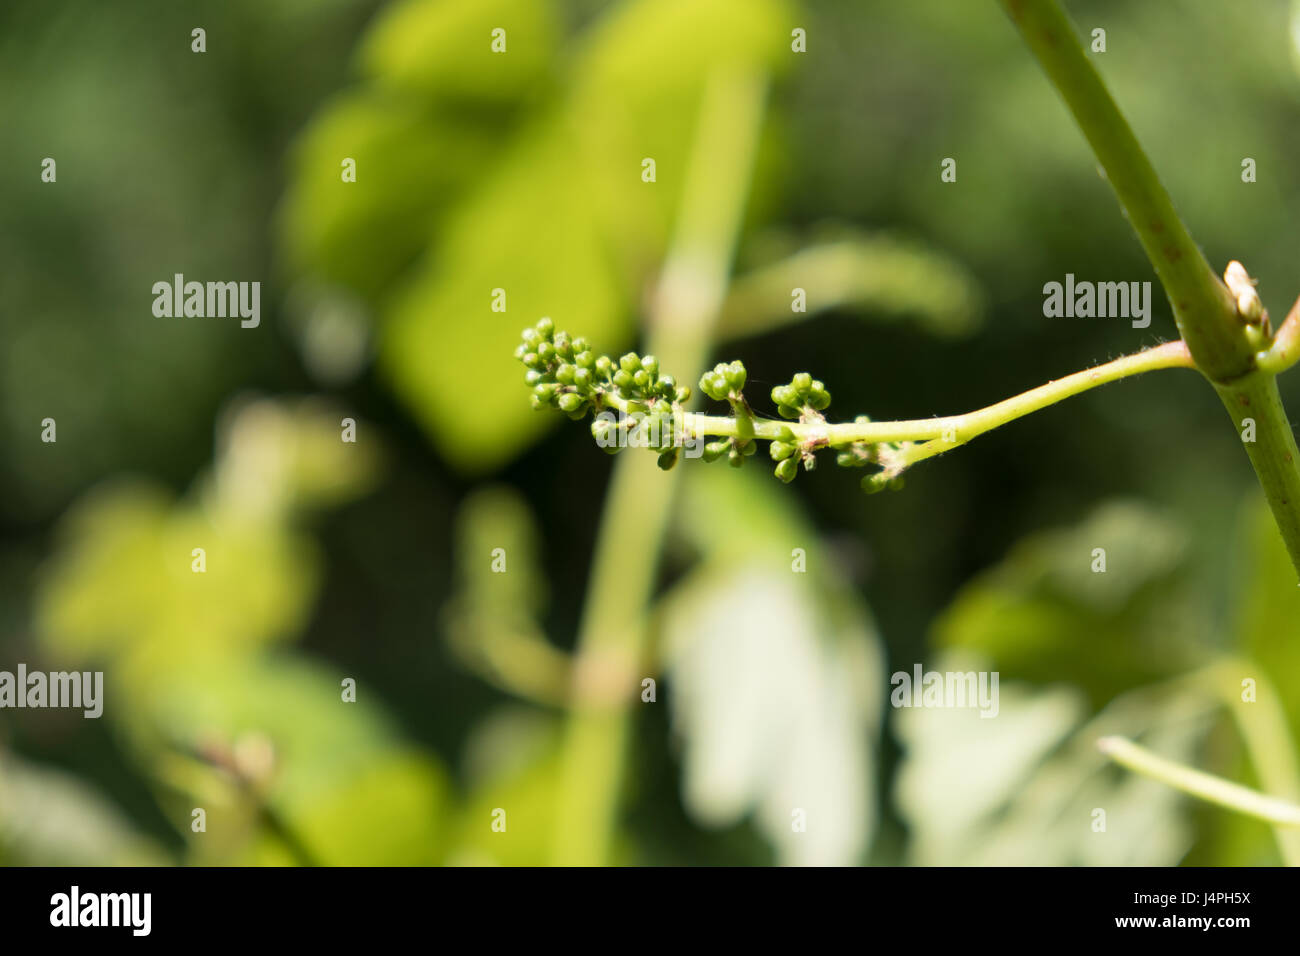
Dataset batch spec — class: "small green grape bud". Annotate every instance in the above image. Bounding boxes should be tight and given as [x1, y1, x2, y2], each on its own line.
[641, 355, 659, 376]
[537, 342, 556, 363]
[674, 386, 691, 403]
[770, 441, 797, 461]
[595, 355, 613, 376]
[633, 369, 650, 389]
[728, 447, 744, 468]
[619, 353, 641, 373]
[703, 440, 729, 462]
[725, 362, 747, 391]
[524, 369, 542, 386]
[536, 317, 555, 338]
[521, 328, 540, 348]
[571, 337, 589, 354]
[556, 364, 576, 385]
[860, 472, 903, 494]
[657, 447, 679, 471]
[573, 368, 593, 389]
[775, 457, 798, 483]
[613, 369, 633, 390]
[575, 350, 596, 369]
[742, 440, 757, 457]
[558, 392, 586, 414]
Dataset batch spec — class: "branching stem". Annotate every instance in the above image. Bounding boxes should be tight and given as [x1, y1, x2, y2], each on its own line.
[1002, 0, 1300, 577]
[601, 339, 1192, 453]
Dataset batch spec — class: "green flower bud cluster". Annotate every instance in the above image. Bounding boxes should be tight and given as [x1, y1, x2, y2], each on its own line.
[831, 416, 910, 494]
[515, 318, 690, 424]
[696, 361, 763, 470]
[609, 351, 690, 407]
[771, 372, 831, 420]
[861, 472, 906, 494]
[515, 320, 911, 494]
[767, 425, 803, 483]
[517, 317, 594, 420]
[699, 361, 747, 401]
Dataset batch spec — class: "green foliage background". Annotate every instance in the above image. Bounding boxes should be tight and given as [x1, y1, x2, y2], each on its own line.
[2, 0, 1299, 865]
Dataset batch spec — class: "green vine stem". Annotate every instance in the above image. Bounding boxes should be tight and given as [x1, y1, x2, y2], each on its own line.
[549, 68, 768, 866]
[625, 339, 1191, 448]
[1000, 0, 1300, 577]
[1098, 736, 1300, 828]
[999, 0, 1246, 379]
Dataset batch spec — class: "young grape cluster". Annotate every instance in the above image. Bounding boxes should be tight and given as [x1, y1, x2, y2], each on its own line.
[515, 317, 908, 491]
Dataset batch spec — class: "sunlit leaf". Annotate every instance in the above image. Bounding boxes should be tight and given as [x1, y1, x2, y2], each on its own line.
[660, 466, 883, 866]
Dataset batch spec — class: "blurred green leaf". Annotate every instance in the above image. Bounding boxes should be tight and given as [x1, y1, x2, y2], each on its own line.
[445, 710, 638, 865]
[279, 92, 505, 297]
[0, 752, 167, 866]
[36, 400, 378, 682]
[36, 482, 317, 681]
[358, 0, 558, 103]
[718, 229, 986, 341]
[660, 465, 883, 866]
[565, 0, 793, 276]
[29, 399, 449, 865]
[244, 751, 449, 866]
[895, 657, 1211, 865]
[445, 731, 564, 866]
[380, 122, 626, 470]
[933, 500, 1201, 706]
[283, 0, 793, 470]
[442, 485, 570, 704]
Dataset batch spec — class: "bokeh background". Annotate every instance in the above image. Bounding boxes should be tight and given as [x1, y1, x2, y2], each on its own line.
[3, 0, 1300, 865]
